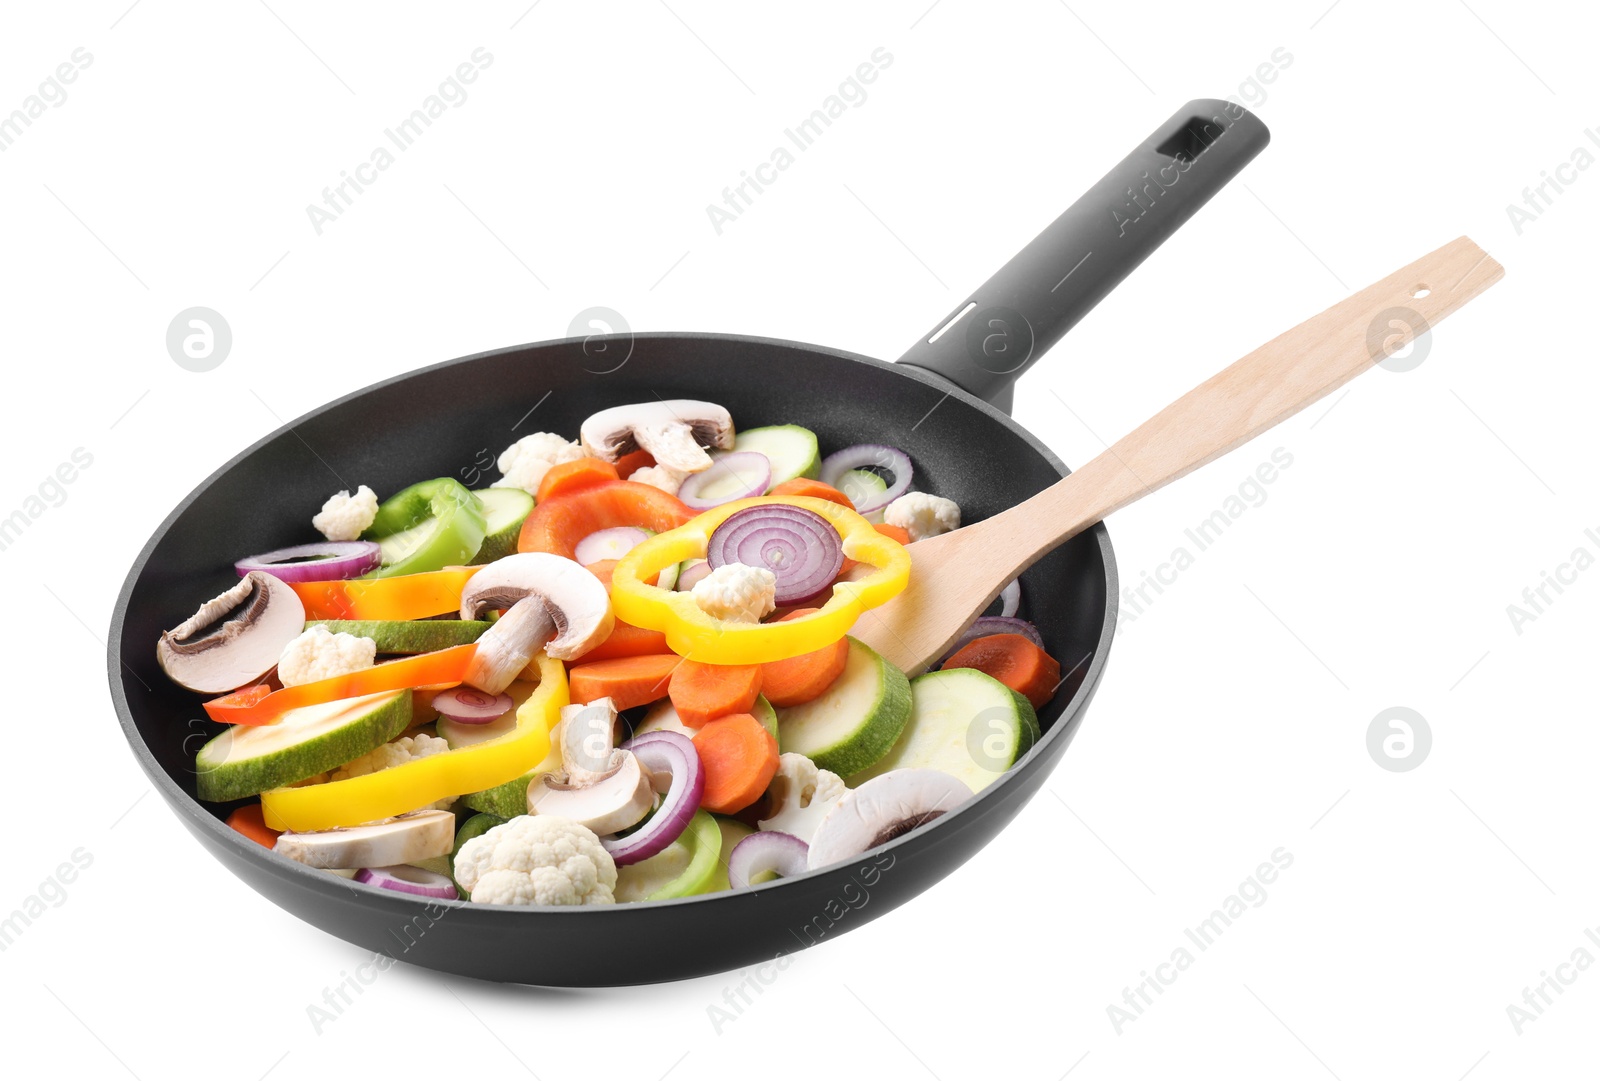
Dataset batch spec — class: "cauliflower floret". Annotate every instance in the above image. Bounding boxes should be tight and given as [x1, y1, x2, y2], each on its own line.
[311, 484, 379, 542]
[884, 491, 961, 542]
[627, 464, 688, 495]
[330, 733, 455, 811]
[758, 753, 847, 845]
[453, 815, 617, 906]
[492, 432, 586, 494]
[276, 625, 376, 688]
[692, 562, 776, 623]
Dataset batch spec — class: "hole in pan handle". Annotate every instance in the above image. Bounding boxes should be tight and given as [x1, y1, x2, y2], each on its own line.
[895, 99, 1271, 414]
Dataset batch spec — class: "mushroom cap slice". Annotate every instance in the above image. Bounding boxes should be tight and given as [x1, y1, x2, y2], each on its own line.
[807, 768, 972, 871]
[273, 809, 456, 870]
[459, 553, 613, 663]
[156, 571, 306, 693]
[579, 399, 734, 474]
[527, 751, 654, 836]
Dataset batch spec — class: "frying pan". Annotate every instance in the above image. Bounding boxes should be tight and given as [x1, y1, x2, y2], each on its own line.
[109, 100, 1269, 985]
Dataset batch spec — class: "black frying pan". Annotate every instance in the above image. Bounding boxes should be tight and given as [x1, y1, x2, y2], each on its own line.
[109, 100, 1269, 985]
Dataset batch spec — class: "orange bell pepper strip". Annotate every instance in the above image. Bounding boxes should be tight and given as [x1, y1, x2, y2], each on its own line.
[518, 480, 695, 559]
[536, 457, 619, 502]
[289, 567, 475, 621]
[261, 652, 566, 832]
[202, 644, 477, 726]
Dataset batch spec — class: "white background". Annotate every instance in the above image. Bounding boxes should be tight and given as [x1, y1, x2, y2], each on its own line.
[2, 1, 1594, 1078]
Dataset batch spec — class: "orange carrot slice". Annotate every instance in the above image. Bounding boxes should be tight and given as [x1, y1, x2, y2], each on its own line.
[586, 559, 618, 591]
[567, 654, 682, 709]
[874, 522, 912, 545]
[940, 634, 1061, 709]
[537, 458, 619, 502]
[227, 805, 281, 849]
[585, 559, 657, 591]
[759, 609, 848, 706]
[669, 659, 762, 728]
[571, 619, 670, 664]
[695, 712, 780, 814]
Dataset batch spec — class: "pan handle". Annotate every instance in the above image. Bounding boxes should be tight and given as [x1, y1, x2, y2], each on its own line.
[895, 99, 1269, 412]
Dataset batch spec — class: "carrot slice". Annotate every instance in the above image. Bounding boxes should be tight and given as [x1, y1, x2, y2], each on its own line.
[226, 805, 281, 849]
[941, 633, 1062, 709]
[571, 619, 670, 664]
[536, 458, 618, 502]
[614, 449, 655, 478]
[759, 609, 848, 706]
[568, 654, 682, 709]
[585, 559, 657, 591]
[519, 481, 695, 559]
[586, 559, 617, 591]
[669, 659, 763, 728]
[768, 478, 854, 508]
[695, 712, 780, 814]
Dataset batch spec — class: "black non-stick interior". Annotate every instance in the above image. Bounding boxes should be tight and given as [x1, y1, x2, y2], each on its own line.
[110, 333, 1115, 984]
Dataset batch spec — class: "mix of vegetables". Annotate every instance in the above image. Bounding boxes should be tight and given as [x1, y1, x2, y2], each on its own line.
[160, 400, 1066, 907]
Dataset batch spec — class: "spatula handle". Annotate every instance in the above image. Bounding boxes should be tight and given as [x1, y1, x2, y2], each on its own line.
[989, 235, 1504, 561]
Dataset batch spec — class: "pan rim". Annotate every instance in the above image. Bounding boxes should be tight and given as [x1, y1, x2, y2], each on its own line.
[107, 330, 1120, 914]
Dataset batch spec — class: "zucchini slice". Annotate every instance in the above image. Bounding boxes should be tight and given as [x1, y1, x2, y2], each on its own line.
[775, 638, 910, 777]
[470, 487, 535, 564]
[196, 690, 412, 802]
[731, 424, 821, 489]
[848, 667, 1039, 793]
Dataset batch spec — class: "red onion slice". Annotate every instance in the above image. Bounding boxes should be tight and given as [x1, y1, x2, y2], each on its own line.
[606, 731, 704, 866]
[235, 540, 382, 583]
[675, 559, 711, 592]
[818, 444, 913, 514]
[677, 452, 772, 510]
[938, 616, 1045, 666]
[575, 526, 650, 565]
[727, 831, 810, 889]
[433, 687, 514, 724]
[707, 505, 844, 606]
[354, 865, 460, 899]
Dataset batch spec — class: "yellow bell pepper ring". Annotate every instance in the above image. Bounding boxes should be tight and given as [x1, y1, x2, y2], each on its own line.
[260, 652, 567, 832]
[610, 496, 910, 665]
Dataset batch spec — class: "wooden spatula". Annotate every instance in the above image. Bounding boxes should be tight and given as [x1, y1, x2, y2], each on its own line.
[853, 236, 1504, 674]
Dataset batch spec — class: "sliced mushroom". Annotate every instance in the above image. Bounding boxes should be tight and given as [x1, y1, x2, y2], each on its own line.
[580, 400, 734, 474]
[156, 571, 306, 693]
[459, 553, 613, 693]
[463, 597, 555, 695]
[560, 699, 623, 784]
[527, 698, 654, 834]
[273, 809, 455, 869]
[807, 769, 972, 871]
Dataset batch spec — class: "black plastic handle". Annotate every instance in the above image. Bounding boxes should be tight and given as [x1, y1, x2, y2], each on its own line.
[896, 99, 1269, 412]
